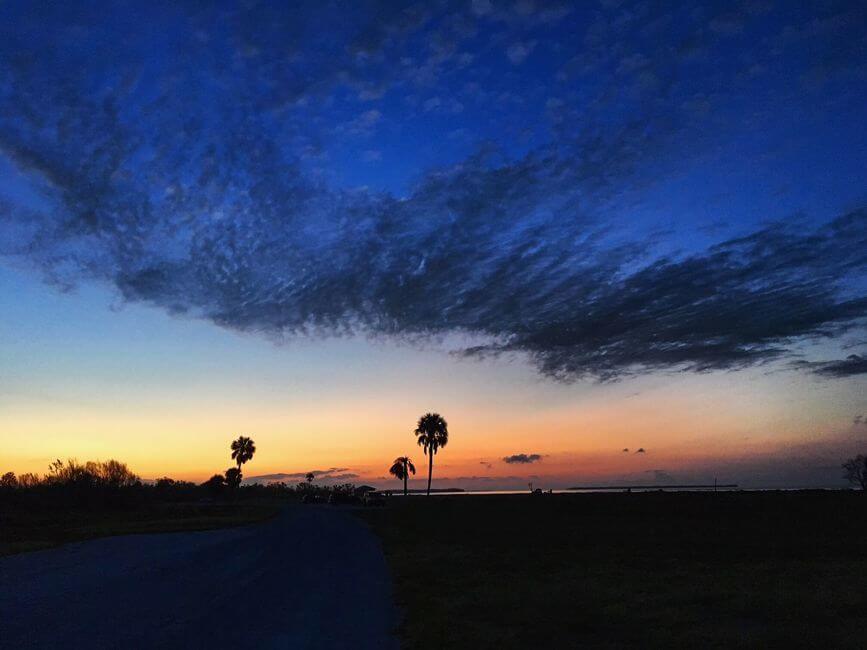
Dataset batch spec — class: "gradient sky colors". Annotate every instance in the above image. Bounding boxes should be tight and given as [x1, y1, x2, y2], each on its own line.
[1, 1, 866, 489]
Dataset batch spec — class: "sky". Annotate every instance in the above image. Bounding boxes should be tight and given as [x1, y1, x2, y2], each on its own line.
[1, 0, 866, 489]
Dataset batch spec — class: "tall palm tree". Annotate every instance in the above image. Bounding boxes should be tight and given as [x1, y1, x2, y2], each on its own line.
[414, 413, 449, 496]
[230, 436, 256, 475]
[389, 456, 416, 496]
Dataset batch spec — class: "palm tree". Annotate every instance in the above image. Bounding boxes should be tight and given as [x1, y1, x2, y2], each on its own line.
[414, 413, 449, 496]
[230, 436, 256, 476]
[389, 456, 416, 496]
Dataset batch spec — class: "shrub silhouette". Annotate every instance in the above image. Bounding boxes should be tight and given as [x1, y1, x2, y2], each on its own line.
[46, 459, 95, 489]
[202, 473, 226, 498]
[225, 467, 242, 489]
[842, 454, 867, 490]
[0, 459, 143, 507]
[414, 413, 449, 496]
[96, 460, 139, 488]
[44, 459, 138, 490]
[16, 473, 40, 489]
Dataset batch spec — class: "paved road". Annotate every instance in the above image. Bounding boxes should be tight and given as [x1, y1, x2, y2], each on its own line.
[0, 506, 400, 649]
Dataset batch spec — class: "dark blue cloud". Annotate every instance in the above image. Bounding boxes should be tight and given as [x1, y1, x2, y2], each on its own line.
[0, 1, 865, 381]
[793, 355, 867, 379]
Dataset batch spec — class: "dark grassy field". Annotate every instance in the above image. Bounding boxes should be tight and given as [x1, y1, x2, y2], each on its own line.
[360, 491, 867, 649]
[0, 500, 279, 556]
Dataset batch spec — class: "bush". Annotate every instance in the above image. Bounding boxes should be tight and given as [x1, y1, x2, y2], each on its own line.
[17, 473, 40, 489]
[202, 474, 226, 498]
[41, 459, 139, 490]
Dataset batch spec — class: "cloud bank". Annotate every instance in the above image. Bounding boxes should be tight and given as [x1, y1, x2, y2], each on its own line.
[793, 355, 867, 379]
[0, 1, 865, 382]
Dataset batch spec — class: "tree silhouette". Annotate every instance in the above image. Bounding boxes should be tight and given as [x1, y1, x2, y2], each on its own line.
[389, 456, 417, 496]
[414, 413, 449, 496]
[230, 436, 256, 476]
[202, 473, 226, 497]
[842, 454, 867, 490]
[305, 471, 315, 483]
[225, 467, 242, 489]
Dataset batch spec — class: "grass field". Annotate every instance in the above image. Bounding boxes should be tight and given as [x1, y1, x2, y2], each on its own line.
[0, 500, 279, 556]
[360, 491, 867, 649]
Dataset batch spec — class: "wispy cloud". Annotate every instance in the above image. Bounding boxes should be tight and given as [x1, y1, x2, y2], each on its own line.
[506, 41, 535, 64]
[792, 355, 867, 378]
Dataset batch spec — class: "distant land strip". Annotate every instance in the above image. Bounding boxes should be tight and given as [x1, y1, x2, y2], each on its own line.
[381, 488, 465, 494]
[567, 484, 738, 491]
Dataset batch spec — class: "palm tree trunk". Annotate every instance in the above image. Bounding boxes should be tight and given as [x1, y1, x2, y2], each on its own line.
[427, 451, 433, 496]
[403, 472, 408, 497]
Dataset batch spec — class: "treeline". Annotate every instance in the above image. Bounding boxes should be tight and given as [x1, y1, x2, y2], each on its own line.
[1, 459, 148, 509]
[0, 459, 364, 509]
[2, 459, 138, 491]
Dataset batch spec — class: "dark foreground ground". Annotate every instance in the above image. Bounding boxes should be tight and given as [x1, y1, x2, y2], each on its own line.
[0, 500, 279, 556]
[0, 506, 399, 649]
[360, 491, 867, 649]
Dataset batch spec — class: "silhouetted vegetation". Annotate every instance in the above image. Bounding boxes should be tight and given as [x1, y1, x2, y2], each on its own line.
[230, 435, 256, 472]
[202, 473, 226, 498]
[842, 453, 867, 490]
[224, 467, 242, 490]
[0, 459, 276, 555]
[0, 450, 376, 556]
[222, 435, 257, 491]
[414, 413, 449, 496]
[0, 459, 143, 509]
[388, 456, 416, 496]
[361, 491, 867, 649]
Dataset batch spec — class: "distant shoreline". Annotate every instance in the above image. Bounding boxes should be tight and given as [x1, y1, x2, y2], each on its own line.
[379, 485, 860, 495]
[568, 483, 738, 491]
[381, 488, 465, 494]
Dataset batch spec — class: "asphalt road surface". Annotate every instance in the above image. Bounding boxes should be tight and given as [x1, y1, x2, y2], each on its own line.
[0, 506, 400, 649]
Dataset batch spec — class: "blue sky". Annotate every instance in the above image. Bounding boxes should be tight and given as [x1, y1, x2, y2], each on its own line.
[0, 0, 865, 485]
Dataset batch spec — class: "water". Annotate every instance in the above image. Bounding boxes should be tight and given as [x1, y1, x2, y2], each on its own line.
[401, 486, 739, 496]
[396, 486, 847, 495]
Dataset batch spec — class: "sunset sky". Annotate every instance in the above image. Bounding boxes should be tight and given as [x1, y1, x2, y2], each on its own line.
[1, 1, 865, 489]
